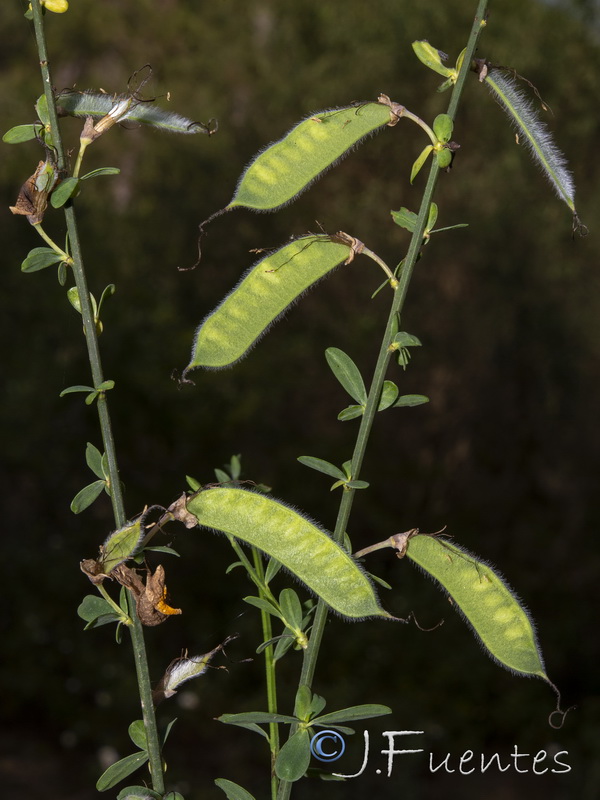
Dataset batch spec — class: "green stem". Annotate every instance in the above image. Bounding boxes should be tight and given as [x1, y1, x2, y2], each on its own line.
[276, 3, 489, 799]
[72, 138, 92, 179]
[30, 2, 165, 793]
[252, 549, 280, 800]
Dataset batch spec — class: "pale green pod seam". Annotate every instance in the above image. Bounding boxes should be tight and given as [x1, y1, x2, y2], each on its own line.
[229, 98, 401, 212]
[186, 235, 352, 371]
[186, 487, 390, 620]
[406, 534, 547, 680]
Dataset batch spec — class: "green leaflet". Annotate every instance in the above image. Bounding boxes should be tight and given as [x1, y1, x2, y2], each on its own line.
[229, 98, 400, 211]
[186, 235, 352, 371]
[405, 535, 547, 680]
[412, 41, 454, 79]
[186, 488, 390, 620]
[96, 751, 149, 791]
[214, 779, 257, 800]
[275, 728, 311, 782]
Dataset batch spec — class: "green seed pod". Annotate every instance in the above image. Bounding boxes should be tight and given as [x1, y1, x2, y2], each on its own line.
[405, 534, 548, 680]
[228, 97, 402, 212]
[186, 235, 354, 372]
[186, 487, 390, 620]
[80, 520, 143, 583]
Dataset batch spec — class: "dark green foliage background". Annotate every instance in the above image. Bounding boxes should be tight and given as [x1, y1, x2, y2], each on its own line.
[1, 1, 599, 798]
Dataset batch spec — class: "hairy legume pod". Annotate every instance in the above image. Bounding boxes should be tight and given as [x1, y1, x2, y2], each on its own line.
[186, 235, 354, 371]
[479, 67, 576, 215]
[56, 90, 212, 134]
[186, 487, 390, 620]
[228, 96, 402, 212]
[406, 534, 548, 680]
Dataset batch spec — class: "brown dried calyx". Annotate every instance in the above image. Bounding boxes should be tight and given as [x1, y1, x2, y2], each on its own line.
[113, 563, 182, 627]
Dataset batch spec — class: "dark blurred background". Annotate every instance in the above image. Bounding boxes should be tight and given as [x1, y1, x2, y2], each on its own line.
[1, 0, 599, 798]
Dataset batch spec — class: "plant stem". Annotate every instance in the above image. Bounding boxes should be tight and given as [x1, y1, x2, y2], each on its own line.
[276, 3, 489, 798]
[252, 549, 281, 800]
[72, 140, 90, 179]
[30, 1, 165, 793]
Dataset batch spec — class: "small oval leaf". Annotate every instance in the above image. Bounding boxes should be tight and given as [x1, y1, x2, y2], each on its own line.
[86, 442, 104, 478]
[378, 380, 399, 411]
[412, 41, 454, 78]
[214, 778, 257, 800]
[50, 177, 80, 208]
[338, 405, 365, 421]
[275, 728, 311, 782]
[392, 332, 422, 348]
[35, 95, 51, 127]
[128, 720, 148, 751]
[312, 703, 392, 726]
[279, 588, 303, 630]
[219, 711, 297, 726]
[70, 480, 106, 513]
[116, 786, 161, 800]
[96, 751, 149, 792]
[345, 480, 370, 490]
[187, 236, 351, 370]
[390, 207, 417, 232]
[410, 144, 433, 184]
[297, 456, 346, 481]
[406, 535, 548, 680]
[325, 347, 367, 404]
[77, 595, 118, 625]
[81, 167, 121, 180]
[60, 384, 95, 396]
[394, 394, 429, 408]
[426, 202, 439, 230]
[185, 488, 389, 620]
[21, 247, 63, 273]
[67, 286, 82, 313]
[2, 123, 44, 144]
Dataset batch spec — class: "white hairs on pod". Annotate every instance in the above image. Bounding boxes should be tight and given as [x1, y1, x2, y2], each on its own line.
[484, 68, 575, 214]
[56, 90, 213, 135]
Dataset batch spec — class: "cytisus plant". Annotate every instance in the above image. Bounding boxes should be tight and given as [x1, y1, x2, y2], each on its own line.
[5, 1, 580, 799]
